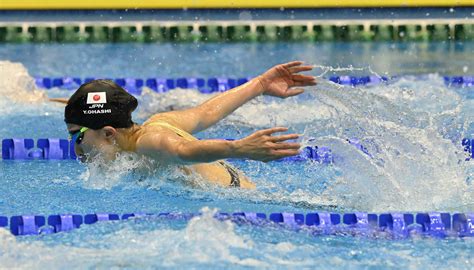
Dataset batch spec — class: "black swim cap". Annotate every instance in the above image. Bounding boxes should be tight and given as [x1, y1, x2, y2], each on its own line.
[64, 80, 138, 129]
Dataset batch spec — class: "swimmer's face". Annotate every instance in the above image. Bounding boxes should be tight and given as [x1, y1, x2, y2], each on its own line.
[67, 123, 118, 163]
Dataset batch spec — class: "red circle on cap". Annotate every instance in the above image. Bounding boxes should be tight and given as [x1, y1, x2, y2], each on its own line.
[93, 94, 101, 101]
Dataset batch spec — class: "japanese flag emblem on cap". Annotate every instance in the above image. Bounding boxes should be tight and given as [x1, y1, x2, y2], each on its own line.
[86, 92, 107, 104]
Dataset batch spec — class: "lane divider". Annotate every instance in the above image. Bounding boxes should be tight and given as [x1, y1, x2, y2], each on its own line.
[2, 138, 472, 161]
[35, 76, 249, 95]
[0, 22, 473, 43]
[34, 76, 474, 95]
[1, 212, 472, 238]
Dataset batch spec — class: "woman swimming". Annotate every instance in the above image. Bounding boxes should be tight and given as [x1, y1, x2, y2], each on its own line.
[64, 61, 316, 188]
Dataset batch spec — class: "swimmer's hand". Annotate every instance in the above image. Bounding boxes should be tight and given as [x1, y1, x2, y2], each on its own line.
[234, 127, 301, 162]
[257, 61, 316, 98]
[49, 98, 69, 104]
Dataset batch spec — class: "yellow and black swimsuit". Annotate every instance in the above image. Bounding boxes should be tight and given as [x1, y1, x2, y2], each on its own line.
[144, 120, 241, 187]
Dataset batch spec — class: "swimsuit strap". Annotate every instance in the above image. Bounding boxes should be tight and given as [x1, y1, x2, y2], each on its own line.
[145, 120, 197, 141]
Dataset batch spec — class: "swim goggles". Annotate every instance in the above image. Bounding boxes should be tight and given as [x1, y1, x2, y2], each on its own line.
[69, 127, 89, 145]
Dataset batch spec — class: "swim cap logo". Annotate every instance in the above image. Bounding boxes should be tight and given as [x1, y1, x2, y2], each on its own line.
[84, 92, 111, 115]
[87, 92, 107, 104]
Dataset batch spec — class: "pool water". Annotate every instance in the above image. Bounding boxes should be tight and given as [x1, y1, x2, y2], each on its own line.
[0, 42, 473, 268]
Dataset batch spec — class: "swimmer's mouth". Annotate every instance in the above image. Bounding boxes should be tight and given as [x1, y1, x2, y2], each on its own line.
[78, 154, 90, 163]
[77, 151, 103, 163]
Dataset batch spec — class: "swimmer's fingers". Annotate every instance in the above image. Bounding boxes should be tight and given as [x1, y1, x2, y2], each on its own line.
[288, 65, 313, 74]
[272, 142, 301, 150]
[258, 127, 289, 136]
[270, 133, 300, 142]
[293, 80, 317, 87]
[291, 74, 316, 88]
[292, 74, 317, 82]
[282, 61, 304, 68]
[284, 88, 305, 97]
[264, 149, 301, 162]
[274, 149, 300, 156]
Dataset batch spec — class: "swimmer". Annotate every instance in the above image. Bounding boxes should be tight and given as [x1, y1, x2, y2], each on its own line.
[64, 61, 316, 189]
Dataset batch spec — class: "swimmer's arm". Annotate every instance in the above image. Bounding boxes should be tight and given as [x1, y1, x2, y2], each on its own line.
[136, 127, 301, 164]
[151, 78, 264, 134]
[49, 98, 69, 104]
[155, 61, 316, 134]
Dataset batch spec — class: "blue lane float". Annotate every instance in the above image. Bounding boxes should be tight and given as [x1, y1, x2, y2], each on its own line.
[37, 139, 69, 159]
[145, 78, 175, 93]
[84, 213, 120, 224]
[328, 75, 388, 86]
[462, 138, 473, 161]
[2, 138, 73, 160]
[34, 75, 474, 94]
[0, 212, 472, 238]
[444, 76, 474, 87]
[47, 214, 83, 234]
[9, 215, 46, 236]
[1, 139, 35, 160]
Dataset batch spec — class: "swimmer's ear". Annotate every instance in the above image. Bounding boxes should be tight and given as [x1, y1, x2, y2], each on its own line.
[101, 126, 117, 140]
[49, 98, 69, 104]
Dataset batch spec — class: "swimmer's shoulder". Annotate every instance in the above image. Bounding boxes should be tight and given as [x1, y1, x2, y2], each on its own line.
[134, 130, 169, 157]
[135, 122, 184, 155]
[143, 114, 177, 127]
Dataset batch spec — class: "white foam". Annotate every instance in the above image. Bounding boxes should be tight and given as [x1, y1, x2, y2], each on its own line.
[0, 61, 46, 104]
[0, 208, 269, 268]
[136, 77, 473, 211]
[0, 61, 471, 211]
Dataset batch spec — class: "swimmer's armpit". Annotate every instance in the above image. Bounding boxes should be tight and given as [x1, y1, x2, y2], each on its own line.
[49, 98, 69, 104]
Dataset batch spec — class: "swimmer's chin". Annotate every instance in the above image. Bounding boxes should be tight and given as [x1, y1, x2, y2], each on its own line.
[78, 152, 120, 164]
[77, 152, 100, 163]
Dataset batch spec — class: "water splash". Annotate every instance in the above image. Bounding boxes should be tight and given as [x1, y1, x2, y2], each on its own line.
[311, 64, 368, 78]
[0, 208, 472, 269]
[137, 74, 473, 211]
[0, 207, 263, 268]
[0, 61, 46, 104]
[80, 152, 148, 189]
[0, 62, 471, 212]
[293, 77, 471, 211]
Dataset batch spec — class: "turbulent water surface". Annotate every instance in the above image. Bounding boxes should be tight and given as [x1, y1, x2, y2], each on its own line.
[0, 42, 472, 268]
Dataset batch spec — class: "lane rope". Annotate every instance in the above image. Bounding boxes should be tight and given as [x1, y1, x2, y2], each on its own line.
[1, 211, 472, 238]
[34, 75, 474, 96]
[2, 137, 472, 161]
